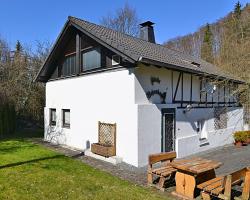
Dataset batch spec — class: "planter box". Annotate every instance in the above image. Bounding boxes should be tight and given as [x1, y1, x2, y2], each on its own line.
[91, 143, 116, 157]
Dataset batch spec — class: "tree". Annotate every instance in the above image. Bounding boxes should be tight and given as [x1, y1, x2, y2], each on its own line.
[234, 1, 242, 19]
[15, 40, 22, 52]
[201, 23, 214, 63]
[0, 36, 50, 128]
[100, 3, 140, 36]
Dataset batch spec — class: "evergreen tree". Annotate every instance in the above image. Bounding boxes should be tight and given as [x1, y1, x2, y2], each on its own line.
[234, 1, 242, 19]
[15, 40, 22, 53]
[201, 23, 214, 63]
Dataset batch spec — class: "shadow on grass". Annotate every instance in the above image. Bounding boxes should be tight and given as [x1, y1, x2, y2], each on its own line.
[0, 143, 36, 154]
[0, 154, 64, 169]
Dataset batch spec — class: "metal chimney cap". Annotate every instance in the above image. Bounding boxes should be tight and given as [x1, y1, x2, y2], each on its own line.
[139, 21, 155, 27]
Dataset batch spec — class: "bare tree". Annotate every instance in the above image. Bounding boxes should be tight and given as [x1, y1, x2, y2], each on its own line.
[100, 3, 140, 36]
[0, 37, 51, 125]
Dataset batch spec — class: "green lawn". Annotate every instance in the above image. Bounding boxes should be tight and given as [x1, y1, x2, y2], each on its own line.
[0, 136, 171, 200]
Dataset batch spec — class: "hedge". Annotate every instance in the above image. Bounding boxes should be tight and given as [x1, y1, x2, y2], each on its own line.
[0, 103, 16, 137]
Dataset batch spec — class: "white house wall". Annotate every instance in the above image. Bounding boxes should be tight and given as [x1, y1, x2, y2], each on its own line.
[45, 68, 139, 166]
[135, 65, 243, 167]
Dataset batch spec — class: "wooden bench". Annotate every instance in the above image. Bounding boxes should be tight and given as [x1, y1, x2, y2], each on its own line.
[147, 151, 177, 191]
[197, 167, 250, 200]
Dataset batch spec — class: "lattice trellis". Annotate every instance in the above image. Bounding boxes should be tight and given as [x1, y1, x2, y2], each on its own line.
[243, 103, 250, 125]
[98, 121, 116, 147]
[214, 107, 228, 130]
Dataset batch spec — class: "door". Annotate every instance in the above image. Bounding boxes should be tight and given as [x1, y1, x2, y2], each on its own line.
[162, 108, 175, 152]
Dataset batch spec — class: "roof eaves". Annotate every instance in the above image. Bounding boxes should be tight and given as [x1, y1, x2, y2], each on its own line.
[138, 57, 246, 84]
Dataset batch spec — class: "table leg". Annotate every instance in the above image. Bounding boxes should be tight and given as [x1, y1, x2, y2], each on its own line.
[175, 171, 196, 199]
[175, 171, 185, 195]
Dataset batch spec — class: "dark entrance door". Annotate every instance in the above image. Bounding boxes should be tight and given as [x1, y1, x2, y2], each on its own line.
[162, 108, 175, 152]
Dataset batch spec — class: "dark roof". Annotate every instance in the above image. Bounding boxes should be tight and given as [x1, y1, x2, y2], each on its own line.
[36, 16, 244, 83]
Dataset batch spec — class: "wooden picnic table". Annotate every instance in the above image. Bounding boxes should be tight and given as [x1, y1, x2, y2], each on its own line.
[169, 157, 222, 199]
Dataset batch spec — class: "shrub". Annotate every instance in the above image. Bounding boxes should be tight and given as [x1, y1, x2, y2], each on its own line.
[234, 131, 248, 142]
[247, 131, 250, 139]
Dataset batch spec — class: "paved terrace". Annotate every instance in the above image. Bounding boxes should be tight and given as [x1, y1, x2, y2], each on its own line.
[31, 139, 250, 197]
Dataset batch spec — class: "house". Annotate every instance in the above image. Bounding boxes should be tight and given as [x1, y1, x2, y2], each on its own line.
[36, 16, 244, 167]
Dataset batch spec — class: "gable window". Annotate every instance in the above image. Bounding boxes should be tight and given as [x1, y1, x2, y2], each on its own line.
[82, 47, 101, 71]
[62, 109, 70, 128]
[50, 109, 56, 126]
[214, 107, 228, 130]
[61, 54, 76, 76]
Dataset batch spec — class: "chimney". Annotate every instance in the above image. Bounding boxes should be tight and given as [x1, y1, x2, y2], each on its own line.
[139, 21, 155, 43]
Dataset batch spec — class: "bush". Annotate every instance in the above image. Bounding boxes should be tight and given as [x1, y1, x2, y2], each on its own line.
[233, 131, 248, 142]
[247, 131, 250, 139]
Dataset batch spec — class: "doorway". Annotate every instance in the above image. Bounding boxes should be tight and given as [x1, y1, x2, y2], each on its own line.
[162, 108, 176, 152]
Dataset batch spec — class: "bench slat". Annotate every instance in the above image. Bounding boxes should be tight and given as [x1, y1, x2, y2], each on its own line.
[149, 152, 176, 165]
[203, 180, 224, 193]
[211, 187, 224, 195]
[151, 166, 170, 174]
[197, 177, 224, 189]
[161, 168, 177, 177]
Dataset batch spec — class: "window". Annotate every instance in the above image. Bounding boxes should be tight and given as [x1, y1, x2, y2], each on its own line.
[82, 47, 101, 71]
[62, 109, 70, 128]
[214, 107, 228, 130]
[61, 54, 76, 76]
[112, 55, 120, 66]
[50, 109, 56, 126]
[197, 119, 207, 139]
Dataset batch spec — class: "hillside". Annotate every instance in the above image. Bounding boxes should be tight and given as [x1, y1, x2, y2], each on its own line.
[164, 2, 250, 82]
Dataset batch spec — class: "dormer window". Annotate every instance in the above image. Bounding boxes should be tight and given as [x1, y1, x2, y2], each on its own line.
[82, 47, 101, 71]
[191, 61, 200, 67]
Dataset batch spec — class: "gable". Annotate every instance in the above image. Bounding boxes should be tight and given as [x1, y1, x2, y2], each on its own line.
[36, 17, 244, 84]
[36, 20, 135, 82]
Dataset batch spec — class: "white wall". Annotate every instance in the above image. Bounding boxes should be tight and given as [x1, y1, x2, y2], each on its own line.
[44, 64, 244, 168]
[45, 68, 139, 166]
[135, 65, 244, 167]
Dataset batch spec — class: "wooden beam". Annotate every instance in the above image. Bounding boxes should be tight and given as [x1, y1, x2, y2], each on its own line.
[173, 72, 182, 102]
[224, 84, 226, 106]
[171, 70, 174, 101]
[174, 100, 237, 104]
[181, 72, 183, 107]
[205, 79, 208, 107]
[76, 34, 81, 74]
[199, 77, 202, 105]
[190, 74, 193, 104]
[217, 84, 220, 106]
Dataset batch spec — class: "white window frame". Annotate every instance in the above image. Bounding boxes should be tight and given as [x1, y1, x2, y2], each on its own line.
[50, 108, 56, 126]
[62, 109, 70, 128]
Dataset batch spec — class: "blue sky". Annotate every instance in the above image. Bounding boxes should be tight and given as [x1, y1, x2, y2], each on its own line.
[1, 0, 249, 50]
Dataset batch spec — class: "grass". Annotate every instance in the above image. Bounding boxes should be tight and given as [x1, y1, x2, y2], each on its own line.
[0, 133, 171, 200]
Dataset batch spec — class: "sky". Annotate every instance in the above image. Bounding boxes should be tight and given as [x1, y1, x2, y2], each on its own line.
[0, 0, 249, 50]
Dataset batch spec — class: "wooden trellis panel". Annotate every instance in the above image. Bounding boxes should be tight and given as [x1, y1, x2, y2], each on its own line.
[91, 121, 116, 157]
[98, 121, 116, 147]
